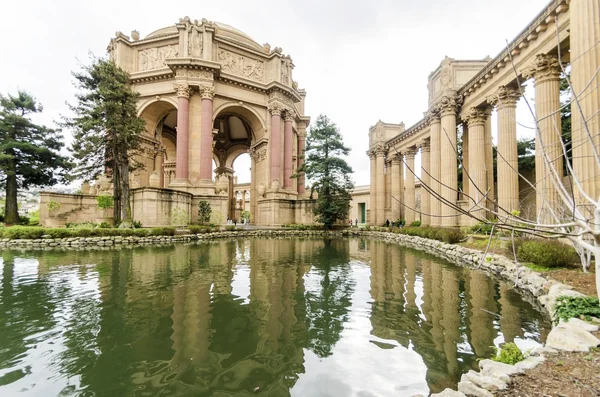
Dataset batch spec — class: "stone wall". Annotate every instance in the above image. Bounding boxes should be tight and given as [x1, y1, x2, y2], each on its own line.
[40, 192, 112, 227]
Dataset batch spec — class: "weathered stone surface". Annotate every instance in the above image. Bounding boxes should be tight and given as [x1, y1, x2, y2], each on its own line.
[565, 317, 600, 332]
[546, 322, 600, 352]
[430, 389, 466, 397]
[463, 370, 508, 391]
[515, 355, 545, 371]
[478, 359, 522, 377]
[457, 380, 493, 397]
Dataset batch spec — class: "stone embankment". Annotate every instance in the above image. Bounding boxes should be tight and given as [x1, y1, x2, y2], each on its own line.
[355, 230, 600, 397]
[1, 227, 598, 396]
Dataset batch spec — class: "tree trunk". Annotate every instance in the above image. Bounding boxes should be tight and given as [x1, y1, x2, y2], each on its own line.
[111, 144, 120, 224]
[4, 170, 19, 225]
[119, 153, 132, 223]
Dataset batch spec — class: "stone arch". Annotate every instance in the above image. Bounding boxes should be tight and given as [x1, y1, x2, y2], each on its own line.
[138, 98, 178, 138]
[212, 103, 267, 141]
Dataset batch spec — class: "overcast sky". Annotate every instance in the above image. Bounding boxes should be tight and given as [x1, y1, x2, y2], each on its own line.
[0, 0, 549, 187]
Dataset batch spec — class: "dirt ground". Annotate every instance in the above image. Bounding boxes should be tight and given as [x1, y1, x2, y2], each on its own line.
[496, 337, 600, 397]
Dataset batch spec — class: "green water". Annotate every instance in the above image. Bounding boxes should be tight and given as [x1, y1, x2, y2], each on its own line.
[0, 238, 550, 396]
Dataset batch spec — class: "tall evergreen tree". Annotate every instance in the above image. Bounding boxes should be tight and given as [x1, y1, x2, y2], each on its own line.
[0, 91, 71, 224]
[298, 114, 354, 229]
[64, 58, 145, 224]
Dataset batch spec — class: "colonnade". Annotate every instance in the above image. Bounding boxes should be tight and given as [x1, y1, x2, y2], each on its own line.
[368, 0, 599, 226]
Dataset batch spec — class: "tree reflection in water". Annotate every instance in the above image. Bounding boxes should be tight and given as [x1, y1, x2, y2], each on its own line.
[0, 238, 550, 396]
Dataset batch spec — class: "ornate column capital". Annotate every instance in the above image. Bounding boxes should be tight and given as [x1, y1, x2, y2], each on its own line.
[522, 54, 561, 84]
[463, 107, 487, 127]
[487, 85, 522, 109]
[283, 110, 295, 122]
[297, 130, 307, 140]
[268, 102, 284, 116]
[402, 147, 417, 159]
[198, 85, 215, 100]
[174, 83, 192, 99]
[426, 106, 441, 123]
[418, 139, 431, 152]
[438, 94, 462, 116]
[374, 145, 386, 157]
[391, 152, 403, 164]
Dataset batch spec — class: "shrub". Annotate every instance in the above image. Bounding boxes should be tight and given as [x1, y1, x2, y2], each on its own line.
[554, 296, 600, 324]
[188, 225, 211, 234]
[225, 225, 236, 231]
[436, 228, 464, 243]
[47, 200, 61, 212]
[96, 195, 114, 210]
[410, 220, 421, 227]
[150, 227, 176, 236]
[197, 200, 212, 224]
[66, 222, 96, 229]
[516, 239, 579, 268]
[98, 222, 111, 229]
[491, 342, 524, 365]
[0, 226, 46, 239]
[132, 220, 142, 229]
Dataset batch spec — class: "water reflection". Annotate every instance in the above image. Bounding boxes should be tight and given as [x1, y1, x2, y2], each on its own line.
[0, 238, 550, 396]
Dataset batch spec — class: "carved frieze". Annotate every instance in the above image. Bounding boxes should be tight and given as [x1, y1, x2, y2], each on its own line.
[139, 45, 179, 71]
[176, 68, 213, 80]
[217, 49, 264, 82]
[187, 23, 203, 57]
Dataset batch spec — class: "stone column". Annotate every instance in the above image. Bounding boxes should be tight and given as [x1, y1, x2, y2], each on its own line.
[404, 148, 417, 224]
[462, 125, 469, 199]
[269, 104, 283, 188]
[368, 150, 377, 225]
[297, 123, 307, 195]
[199, 85, 215, 181]
[439, 96, 460, 227]
[484, 107, 495, 215]
[420, 140, 431, 226]
[570, 0, 600, 203]
[391, 154, 402, 222]
[524, 54, 563, 222]
[376, 147, 386, 226]
[464, 108, 488, 222]
[489, 85, 521, 218]
[385, 159, 392, 210]
[283, 112, 294, 189]
[173, 84, 192, 184]
[429, 111, 442, 226]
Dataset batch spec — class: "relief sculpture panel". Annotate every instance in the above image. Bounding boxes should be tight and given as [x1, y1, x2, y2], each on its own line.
[139, 45, 179, 71]
[217, 49, 264, 82]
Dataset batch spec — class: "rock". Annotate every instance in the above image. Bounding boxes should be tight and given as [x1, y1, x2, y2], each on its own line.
[478, 359, 522, 377]
[546, 322, 600, 352]
[565, 317, 600, 332]
[430, 389, 466, 397]
[515, 355, 545, 371]
[457, 380, 493, 397]
[463, 370, 508, 391]
[530, 346, 557, 356]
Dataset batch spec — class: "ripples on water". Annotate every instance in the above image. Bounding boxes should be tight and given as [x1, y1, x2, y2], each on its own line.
[0, 238, 551, 396]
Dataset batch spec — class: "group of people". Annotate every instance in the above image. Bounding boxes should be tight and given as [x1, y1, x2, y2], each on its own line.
[226, 218, 246, 225]
[348, 219, 359, 227]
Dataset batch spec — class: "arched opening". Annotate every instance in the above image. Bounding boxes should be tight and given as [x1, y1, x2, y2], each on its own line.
[212, 105, 266, 223]
[137, 100, 178, 188]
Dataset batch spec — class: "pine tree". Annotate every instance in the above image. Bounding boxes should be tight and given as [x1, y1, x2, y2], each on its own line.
[298, 114, 354, 229]
[64, 58, 145, 225]
[0, 91, 71, 225]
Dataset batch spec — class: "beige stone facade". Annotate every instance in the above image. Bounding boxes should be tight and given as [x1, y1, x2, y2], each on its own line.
[42, 18, 315, 227]
[367, 0, 599, 227]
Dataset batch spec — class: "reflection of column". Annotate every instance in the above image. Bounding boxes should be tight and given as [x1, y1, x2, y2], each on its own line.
[467, 271, 495, 357]
[441, 268, 460, 376]
[369, 151, 377, 225]
[283, 112, 294, 189]
[464, 108, 487, 220]
[570, 0, 600, 203]
[404, 253, 417, 308]
[297, 123, 307, 195]
[499, 284, 523, 343]
[376, 147, 386, 225]
[391, 154, 402, 221]
[404, 148, 417, 224]
[489, 85, 520, 217]
[429, 111, 442, 227]
[420, 140, 431, 225]
[199, 85, 215, 181]
[440, 96, 459, 226]
[269, 104, 283, 186]
[174, 84, 191, 182]
[524, 54, 563, 222]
